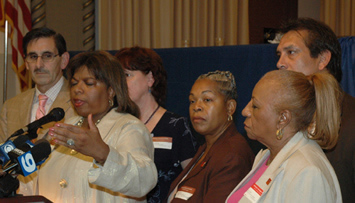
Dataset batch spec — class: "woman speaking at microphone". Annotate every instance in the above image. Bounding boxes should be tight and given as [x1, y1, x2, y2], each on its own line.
[27, 51, 157, 202]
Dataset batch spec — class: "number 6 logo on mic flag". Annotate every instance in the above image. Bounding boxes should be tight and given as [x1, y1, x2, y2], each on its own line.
[18, 151, 37, 176]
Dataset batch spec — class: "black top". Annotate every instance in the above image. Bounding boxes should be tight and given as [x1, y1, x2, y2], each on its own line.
[147, 111, 197, 203]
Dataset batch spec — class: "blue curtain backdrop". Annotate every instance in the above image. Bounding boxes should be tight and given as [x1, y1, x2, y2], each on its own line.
[69, 37, 354, 153]
[339, 36, 355, 97]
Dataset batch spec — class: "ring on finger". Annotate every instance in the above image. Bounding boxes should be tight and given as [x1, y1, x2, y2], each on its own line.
[67, 138, 75, 146]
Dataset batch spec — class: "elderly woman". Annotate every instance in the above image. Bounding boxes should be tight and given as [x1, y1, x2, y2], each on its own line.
[226, 70, 342, 202]
[33, 51, 157, 202]
[115, 47, 197, 203]
[167, 70, 254, 202]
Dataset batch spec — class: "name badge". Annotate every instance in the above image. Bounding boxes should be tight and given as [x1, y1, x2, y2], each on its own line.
[175, 186, 196, 200]
[243, 183, 263, 202]
[152, 137, 172, 149]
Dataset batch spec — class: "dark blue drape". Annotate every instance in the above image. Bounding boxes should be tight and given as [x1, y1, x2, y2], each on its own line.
[339, 36, 355, 97]
[69, 39, 354, 153]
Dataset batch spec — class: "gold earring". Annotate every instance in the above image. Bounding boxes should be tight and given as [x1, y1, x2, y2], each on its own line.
[276, 128, 283, 140]
[227, 114, 233, 121]
[109, 99, 114, 107]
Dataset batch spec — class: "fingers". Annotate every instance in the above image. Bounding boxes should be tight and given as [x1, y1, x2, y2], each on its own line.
[47, 116, 104, 157]
[87, 114, 99, 134]
[88, 114, 96, 130]
[54, 122, 83, 134]
[48, 122, 82, 146]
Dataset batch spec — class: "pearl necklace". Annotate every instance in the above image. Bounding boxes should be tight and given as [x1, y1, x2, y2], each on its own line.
[76, 117, 102, 127]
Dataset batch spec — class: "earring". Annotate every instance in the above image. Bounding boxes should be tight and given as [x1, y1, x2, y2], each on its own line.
[227, 114, 233, 121]
[148, 87, 152, 93]
[109, 99, 114, 107]
[276, 128, 283, 140]
[307, 122, 316, 138]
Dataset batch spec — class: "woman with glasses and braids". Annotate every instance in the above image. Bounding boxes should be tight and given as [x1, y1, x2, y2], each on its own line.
[167, 70, 254, 202]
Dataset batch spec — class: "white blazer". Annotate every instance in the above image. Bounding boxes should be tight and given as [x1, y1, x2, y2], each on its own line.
[226, 132, 342, 203]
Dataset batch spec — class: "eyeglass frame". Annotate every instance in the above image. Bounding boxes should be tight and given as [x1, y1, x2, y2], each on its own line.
[24, 52, 60, 63]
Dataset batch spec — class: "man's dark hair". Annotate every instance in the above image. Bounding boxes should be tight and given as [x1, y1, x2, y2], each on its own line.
[23, 27, 67, 57]
[280, 18, 342, 82]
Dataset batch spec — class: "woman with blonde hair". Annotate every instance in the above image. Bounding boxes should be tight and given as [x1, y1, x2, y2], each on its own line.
[226, 70, 342, 202]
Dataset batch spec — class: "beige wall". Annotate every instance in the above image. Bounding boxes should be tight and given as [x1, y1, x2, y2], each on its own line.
[298, 0, 321, 20]
[46, 0, 87, 51]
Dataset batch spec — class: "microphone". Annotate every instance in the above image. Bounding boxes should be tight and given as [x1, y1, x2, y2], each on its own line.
[0, 135, 33, 166]
[8, 107, 65, 139]
[4, 140, 51, 176]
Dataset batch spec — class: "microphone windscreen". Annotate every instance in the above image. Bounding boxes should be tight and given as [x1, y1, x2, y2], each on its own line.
[12, 135, 30, 147]
[48, 108, 65, 122]
[30, 140, 51, 162]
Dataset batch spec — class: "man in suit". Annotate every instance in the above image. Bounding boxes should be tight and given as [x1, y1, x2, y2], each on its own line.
[276, 18, 355, 203]
[0, 27, 76, 143]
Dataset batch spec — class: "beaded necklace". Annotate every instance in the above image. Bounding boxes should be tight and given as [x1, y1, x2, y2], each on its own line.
[70, 117, 102, 155]
[76, 117, 102, 127]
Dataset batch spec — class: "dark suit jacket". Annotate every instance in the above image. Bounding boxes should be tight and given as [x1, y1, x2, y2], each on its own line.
[0, 79, 76, 142]
[166, 124, 254, 203]
[325, 92, 355, 203]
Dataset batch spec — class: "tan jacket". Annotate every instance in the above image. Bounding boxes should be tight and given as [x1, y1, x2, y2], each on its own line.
[0, 79, 76, 142]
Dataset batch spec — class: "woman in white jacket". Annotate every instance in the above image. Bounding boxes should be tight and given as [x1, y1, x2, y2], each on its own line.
[226, 70, 342, 203]
[39, 51, 157, 202]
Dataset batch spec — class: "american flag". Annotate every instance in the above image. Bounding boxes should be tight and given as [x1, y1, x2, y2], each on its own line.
[1, 0, 32, 91]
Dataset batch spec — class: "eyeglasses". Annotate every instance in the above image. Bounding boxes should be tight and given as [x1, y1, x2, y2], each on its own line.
[25, 53, 59, 63]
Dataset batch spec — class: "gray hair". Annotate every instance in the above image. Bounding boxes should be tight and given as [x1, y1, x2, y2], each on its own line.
[197, 70, 237, 101]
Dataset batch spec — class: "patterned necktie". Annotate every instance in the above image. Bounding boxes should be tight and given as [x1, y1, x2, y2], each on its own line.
[36, 94, 48, 120]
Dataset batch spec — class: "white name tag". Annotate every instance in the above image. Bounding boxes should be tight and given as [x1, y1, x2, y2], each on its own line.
[243, 183, 263, 203]
[153, 137, 172, 149]
[175, 186, 195, 200]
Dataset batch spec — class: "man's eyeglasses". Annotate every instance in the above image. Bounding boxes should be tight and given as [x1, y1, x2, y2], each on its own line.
[25, 53, 59, 63]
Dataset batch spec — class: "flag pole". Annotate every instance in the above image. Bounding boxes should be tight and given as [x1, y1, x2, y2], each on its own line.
[3, 19, 8, 103]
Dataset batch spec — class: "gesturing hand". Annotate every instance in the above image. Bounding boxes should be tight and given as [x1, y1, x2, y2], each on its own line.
[48, 114, 109, 164]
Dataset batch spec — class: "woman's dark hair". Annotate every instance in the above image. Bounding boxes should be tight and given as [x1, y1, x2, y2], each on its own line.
[115, 46, 167, 106]
[67, 51, 140, 118]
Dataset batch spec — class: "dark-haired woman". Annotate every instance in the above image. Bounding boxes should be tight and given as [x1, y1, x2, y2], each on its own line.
[167, 70, 254, 202]
[31, 51, 157, 202]
[115, 47, 197, 202]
